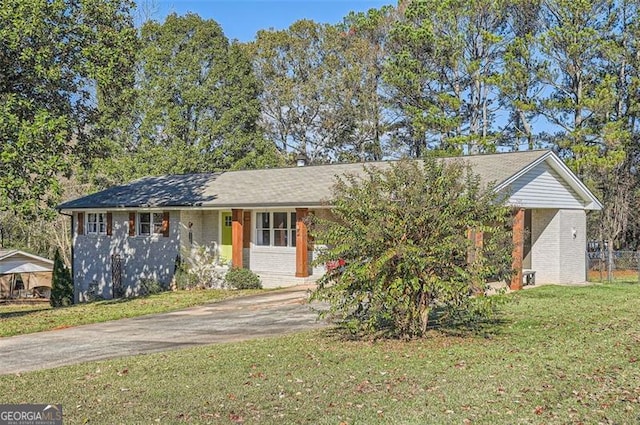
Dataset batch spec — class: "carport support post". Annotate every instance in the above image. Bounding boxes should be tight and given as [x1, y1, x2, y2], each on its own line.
[231, 209, 243, 269]
[511, 208, 525, 290]
[296, 208, 309, 278]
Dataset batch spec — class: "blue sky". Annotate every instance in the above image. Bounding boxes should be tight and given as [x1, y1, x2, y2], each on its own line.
[149, 1, 392, 41]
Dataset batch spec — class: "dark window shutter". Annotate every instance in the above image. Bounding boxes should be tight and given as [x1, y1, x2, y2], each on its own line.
[77, 212, 84, 235]
[106, 212, 113, 236]
[129, 213, 136, 237]
[162, 211, 170, 237]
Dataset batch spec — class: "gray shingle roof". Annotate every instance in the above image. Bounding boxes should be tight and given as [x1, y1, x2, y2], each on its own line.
[57, 150, 550, 210]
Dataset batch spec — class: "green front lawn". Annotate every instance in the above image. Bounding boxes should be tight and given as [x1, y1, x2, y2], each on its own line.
[1, 283, 639, 424]
[0, 289, 262, 337]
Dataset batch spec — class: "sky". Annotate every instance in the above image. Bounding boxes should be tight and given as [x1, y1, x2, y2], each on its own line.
[149, 0, 392, 42]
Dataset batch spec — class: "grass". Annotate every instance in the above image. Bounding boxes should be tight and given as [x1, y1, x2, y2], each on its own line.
[0, 289, 262, 337]
[1, 283, 640, 424]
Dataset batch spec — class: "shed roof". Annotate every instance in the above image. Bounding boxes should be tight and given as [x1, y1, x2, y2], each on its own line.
[0, 250, 54, 275]
[57, 150, 601, 210]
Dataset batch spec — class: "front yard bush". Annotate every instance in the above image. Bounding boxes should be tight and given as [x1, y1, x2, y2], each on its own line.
[177, 246, 226, 289]
[224, 267, 262, 289]
[173, 267, 200, 290]
[311, 158, 514, 339]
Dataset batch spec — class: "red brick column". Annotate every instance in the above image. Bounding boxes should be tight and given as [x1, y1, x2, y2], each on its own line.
[511, 208, 525, 290]
[296, 208, 309, 278]
[232, 209, 243, 268]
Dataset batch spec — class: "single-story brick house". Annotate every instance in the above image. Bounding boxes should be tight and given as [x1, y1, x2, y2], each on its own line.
[57, 150, 601, 301]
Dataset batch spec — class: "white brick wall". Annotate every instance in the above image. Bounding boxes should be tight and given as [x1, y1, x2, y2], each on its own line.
[530, 208, 586, 284]
[74, 211, 180, 300]
[179, 210, 202, 251]
[202, 210, 219, 247]
[559, 209, 587, 283]
[531, 209, 561, 283]
[250, 247, 297, 274]
[179, 210, 219, 254]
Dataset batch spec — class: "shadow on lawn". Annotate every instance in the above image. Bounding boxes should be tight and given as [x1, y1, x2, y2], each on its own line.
[0, 294, 155, 320]
[0, 308, 50, 320]
[318, 306, 512, 341]
[433, 314, 509, 339]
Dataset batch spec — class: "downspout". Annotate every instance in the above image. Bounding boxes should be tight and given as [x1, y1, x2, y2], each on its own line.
[57, 210, 75, 303]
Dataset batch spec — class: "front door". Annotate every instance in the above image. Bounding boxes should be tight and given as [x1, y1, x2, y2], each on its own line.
[220, 212, 232, 261]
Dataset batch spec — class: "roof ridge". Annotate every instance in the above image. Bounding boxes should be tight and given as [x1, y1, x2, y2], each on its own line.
[214, 149, 551, 176]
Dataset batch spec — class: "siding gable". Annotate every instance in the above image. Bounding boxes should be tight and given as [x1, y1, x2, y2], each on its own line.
[506, 162, 585, 209]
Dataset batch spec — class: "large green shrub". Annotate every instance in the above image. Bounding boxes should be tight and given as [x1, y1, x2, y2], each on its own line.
[311, 158, 514, 338]
[50, 249, 73, 307]
[224, 267, 262, 290]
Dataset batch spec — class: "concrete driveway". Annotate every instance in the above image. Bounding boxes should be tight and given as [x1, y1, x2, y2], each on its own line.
[0, 286, 327, 375]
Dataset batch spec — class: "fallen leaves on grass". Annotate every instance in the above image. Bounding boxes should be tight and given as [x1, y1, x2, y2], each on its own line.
[229, 412, 244, 423]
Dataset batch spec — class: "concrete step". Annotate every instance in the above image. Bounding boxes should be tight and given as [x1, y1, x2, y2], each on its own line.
[256, 272, 320, 289]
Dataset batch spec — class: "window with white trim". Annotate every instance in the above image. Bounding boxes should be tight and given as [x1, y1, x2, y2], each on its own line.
[86, 213, 107, 235]
[138, 212, 165, 236]
[256, 212, 296, 247]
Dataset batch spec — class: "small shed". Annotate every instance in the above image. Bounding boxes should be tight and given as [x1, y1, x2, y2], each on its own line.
[0, 250, 54, 300]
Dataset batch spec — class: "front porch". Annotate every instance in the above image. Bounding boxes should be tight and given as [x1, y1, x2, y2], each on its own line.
[181, 206, 587, 290]
[180, 208, 320, 287]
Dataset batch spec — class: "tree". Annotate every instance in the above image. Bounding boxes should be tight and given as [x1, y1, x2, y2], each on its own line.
[385, 0, 509, 156]
[252, 20, 335, 161]
[50, 249, 73, 307]
[338, 6, 399, 161]
[537, 0, 618, 159]
[91, 13, 281, 185]
[497, 0, 544, 151]
[0, 0, 137, 216]
[253, 19, 394, 162]
[0, 175, 89, 266]
[310, 159, 513, 338]
[537, 0, 639, 252]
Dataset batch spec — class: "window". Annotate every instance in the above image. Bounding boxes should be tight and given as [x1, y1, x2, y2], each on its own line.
[256, 212, 296, 247]
[138, 212, 165, 236]
[290, 212, 297, 247]
[256, 212, 270, 246]
[87, 213, 107, 235]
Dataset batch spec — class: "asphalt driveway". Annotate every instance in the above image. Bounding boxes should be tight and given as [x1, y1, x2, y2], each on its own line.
[0, 286, 327, 375]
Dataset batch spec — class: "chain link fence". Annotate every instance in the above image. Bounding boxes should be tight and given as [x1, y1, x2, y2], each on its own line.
[587, 250, 640, 283]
